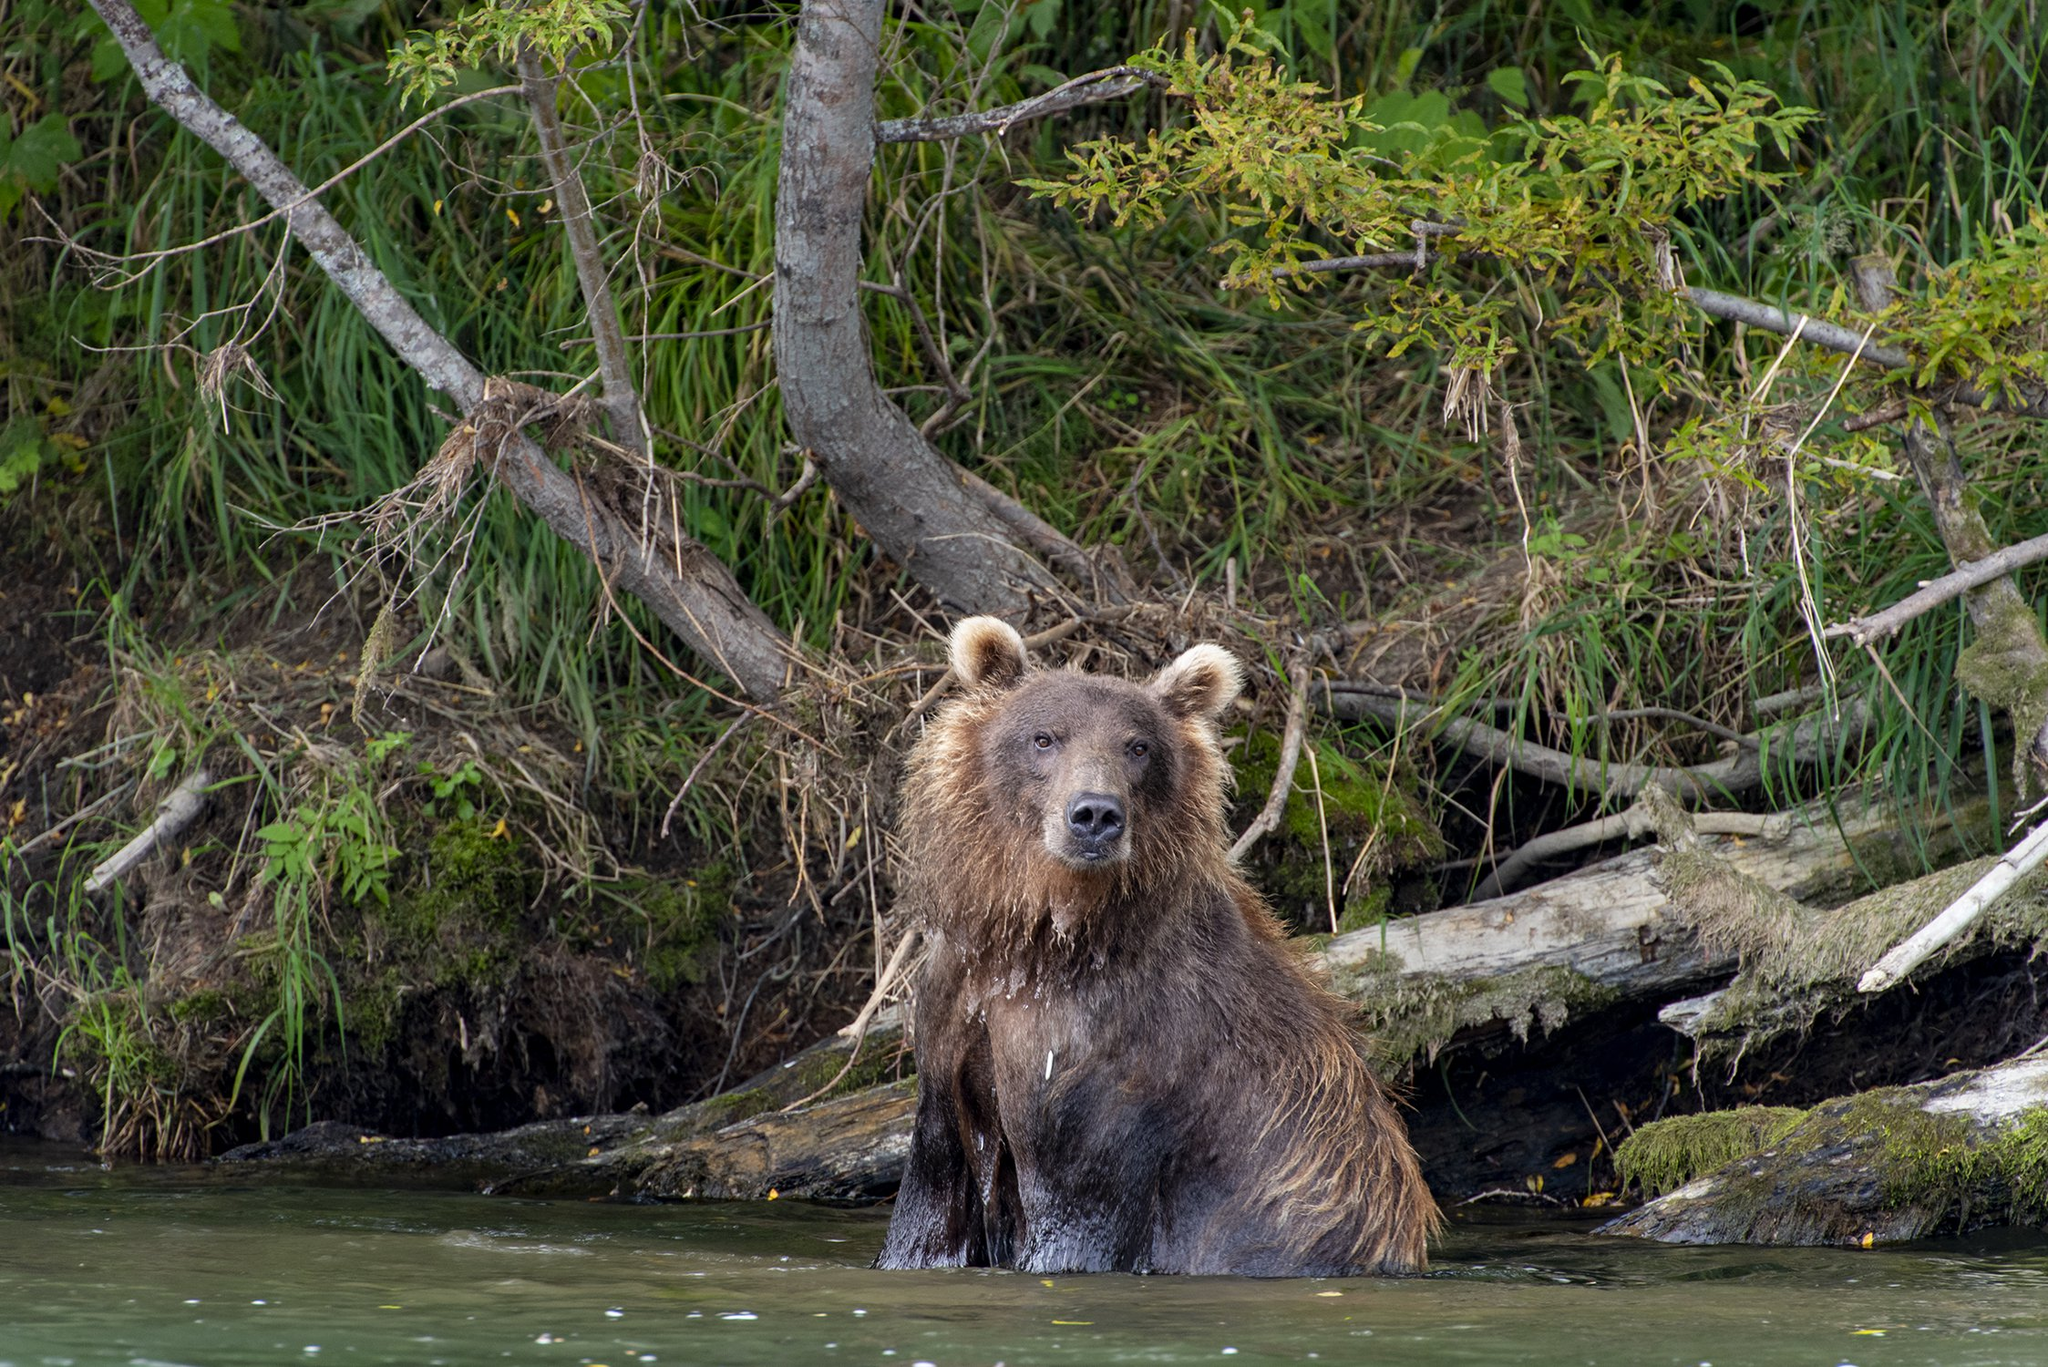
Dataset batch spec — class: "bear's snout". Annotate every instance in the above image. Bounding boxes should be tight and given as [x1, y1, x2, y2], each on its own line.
[1063, 791, 1126, 858]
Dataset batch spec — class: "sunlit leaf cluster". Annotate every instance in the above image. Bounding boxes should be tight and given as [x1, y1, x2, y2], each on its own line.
[1870, 215, 2048, 408]
[1025, 15, 1816, 375]
[387, 0, 630, 105]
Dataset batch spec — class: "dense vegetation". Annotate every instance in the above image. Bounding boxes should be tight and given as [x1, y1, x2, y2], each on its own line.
[2, 0, 2044, 1169]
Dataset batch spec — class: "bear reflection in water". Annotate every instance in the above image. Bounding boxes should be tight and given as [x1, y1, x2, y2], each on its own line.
[877, 617, 1437, 1277]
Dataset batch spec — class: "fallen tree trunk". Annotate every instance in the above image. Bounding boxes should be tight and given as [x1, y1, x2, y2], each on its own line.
[221, 788, 1959, 1198]
[1602, 1056, 2048, 1246]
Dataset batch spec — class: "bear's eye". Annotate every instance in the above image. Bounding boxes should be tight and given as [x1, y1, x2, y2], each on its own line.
[1127, 740, 1150, 759]
[1031, 732, 1055, 751]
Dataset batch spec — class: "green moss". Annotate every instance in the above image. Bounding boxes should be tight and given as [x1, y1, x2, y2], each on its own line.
[1618, 1093, 2048, 1226]
[1661, 837, 2048, 1054]
[378, 821, 535, 950]
[167, 988, 231, 1025]
[1233, 733, 1443, 923]
[1615, 1106, 1810, 1196]
[1333, 954, 1619, 1066]
[1955, 607, 2048, 799]
[570, 864, 732, 994]
[1335, 883, 1393, 936]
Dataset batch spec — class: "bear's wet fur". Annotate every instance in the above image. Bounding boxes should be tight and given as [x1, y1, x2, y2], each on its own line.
[877, 617, 1437, 1276]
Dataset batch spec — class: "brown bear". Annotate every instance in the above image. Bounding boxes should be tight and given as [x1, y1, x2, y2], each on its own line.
[876, 617, 1436, 1276]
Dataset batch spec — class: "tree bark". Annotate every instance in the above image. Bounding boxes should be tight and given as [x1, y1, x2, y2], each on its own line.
[773, 0, 1072, 617]
[90, 0, 793, 702]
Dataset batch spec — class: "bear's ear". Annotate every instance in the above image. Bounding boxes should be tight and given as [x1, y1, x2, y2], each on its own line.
[1149, 643, 1243, 723]
[949, 616, 1028, 691]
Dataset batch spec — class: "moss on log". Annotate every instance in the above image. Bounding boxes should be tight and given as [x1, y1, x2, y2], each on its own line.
[1601, 1058, 2048, 1246]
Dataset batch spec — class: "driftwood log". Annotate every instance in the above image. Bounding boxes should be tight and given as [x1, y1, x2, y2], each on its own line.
[223, 788, 1970, 1202]
[1603, 1056, 2048, 1246]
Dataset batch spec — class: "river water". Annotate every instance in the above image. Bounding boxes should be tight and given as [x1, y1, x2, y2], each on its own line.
[4, 1138, 2047, 1366]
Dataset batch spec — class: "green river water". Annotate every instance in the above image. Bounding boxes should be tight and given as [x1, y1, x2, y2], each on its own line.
[5, 1138, 2048, 1366]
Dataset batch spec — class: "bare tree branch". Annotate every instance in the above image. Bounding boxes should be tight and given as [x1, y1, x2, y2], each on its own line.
[1858, 819, 2048, 993]
[1826, 530, 2048, 646]
[89, 0, 793, 701]
[1472, 799, 1787, 902]
[875, 66, 1168, 144]
[1323, 689, 1871, 803]
[1229, 658, 1311, 862]
[516, 44, 645, 457]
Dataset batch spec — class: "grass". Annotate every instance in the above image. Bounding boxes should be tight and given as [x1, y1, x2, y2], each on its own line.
[1, 0, 2043, 1153]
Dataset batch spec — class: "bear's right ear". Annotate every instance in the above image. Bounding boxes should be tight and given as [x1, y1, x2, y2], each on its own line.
[1149, 643, 1243, 723]
[949, 616, 1028, 691]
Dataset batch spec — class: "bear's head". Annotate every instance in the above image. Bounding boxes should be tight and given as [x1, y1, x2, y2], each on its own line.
[903, 617, 1244, 935]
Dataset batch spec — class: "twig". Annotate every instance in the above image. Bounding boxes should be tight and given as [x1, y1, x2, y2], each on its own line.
[661, 715, 752, 840]
[875, 66, 1169, 143]
[1325, 690, 1871, 804]
[1858, 820, 2048, 994]
[1472, 801, 1785, 902]
[834, 926, 921, 1044]
[1824, 530, 2048, 646]
[1842, 398, 1911, 432]
[83, 769, 212, 895]
[1229, 659, 1311, 862]
[5, 780, 136, 860]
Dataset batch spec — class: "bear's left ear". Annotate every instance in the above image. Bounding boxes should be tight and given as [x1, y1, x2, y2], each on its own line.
[949, 616, 1029, 691]
[1149, 643, 1243, 723]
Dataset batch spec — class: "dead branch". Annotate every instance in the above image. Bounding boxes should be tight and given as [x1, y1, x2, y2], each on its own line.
[88, 0, 793, 700]
[1472, 798, 1785, 902]
[1229, 659, 1311, 862]
[83, 769, 211, 895]
[875, 66, 1169, 143]
[1858, 818, 2048, 993]
[1323, 688, 1871, 803]
[1825, 530, 2048, 646]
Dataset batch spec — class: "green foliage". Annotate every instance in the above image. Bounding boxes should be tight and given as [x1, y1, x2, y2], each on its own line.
[1027, 17, 1814, 373]
[388, 0, 631, 105]
[0, 113, 82, 221]
[1872, 216, 2048, 408]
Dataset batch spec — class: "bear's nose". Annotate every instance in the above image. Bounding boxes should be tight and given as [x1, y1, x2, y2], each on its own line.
[1065, 792, 1126, 847]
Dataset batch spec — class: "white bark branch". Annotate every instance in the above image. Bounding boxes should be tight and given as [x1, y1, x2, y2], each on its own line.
[84, 770, 211, 895]
[1229, 660, 1311, 862]
[1857, 819, 2048, 993]
[1826, 533, 2048, 646]
[875, 66, 1167, 143]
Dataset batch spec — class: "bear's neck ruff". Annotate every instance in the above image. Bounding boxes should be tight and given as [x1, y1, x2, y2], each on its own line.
[912, 817, 1235, 974]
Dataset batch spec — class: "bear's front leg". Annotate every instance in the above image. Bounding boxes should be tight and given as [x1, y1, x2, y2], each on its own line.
[875, 1073, 985, 1269]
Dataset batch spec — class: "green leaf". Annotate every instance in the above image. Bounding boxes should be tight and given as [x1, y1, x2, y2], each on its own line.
[0, 114, 82, 193]
[1486, 67, 1530, 109]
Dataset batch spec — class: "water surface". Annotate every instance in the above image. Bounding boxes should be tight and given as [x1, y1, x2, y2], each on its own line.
[3, 1138, 2046, 1365]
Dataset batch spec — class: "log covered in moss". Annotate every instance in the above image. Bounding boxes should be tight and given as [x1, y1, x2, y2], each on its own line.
[1601, 1057, 2048, 1246]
